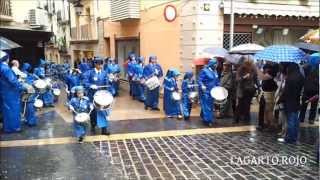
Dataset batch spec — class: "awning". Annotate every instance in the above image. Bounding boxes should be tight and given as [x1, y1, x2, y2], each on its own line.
[224, 1, 319, 17]
[294, 42, 320, 52]
[0, 36, 22, 50]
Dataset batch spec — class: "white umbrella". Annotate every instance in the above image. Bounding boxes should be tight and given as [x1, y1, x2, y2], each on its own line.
[230, 43, 264, 54]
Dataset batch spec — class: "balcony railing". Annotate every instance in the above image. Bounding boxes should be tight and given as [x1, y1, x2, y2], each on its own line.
[71, 24, 96, 41]
[0, 0, 13, 21]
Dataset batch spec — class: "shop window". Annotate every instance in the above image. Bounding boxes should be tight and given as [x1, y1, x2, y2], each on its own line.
[223, 33, 252, 50]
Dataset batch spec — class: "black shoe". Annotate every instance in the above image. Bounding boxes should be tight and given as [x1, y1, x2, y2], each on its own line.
[184, 116, 190, 121]
[101, 128, 110, 135]
[256, 126, 264, 131]
[78, 137, 84, 143]
[144, 106, 148, 110]
[151, 107, 160, 111]
[309, 120, 315, 125]
[207, 123, 213, 127]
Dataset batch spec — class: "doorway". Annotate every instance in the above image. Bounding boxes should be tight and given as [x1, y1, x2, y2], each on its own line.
[116, 38, 140, 79]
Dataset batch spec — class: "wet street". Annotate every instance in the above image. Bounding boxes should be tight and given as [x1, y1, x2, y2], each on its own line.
[0, 88, 319, 180]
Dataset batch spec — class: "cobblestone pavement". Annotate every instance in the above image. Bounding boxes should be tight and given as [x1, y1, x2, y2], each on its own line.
[92, 130, 319, 180]
[1, 128, 318, 180]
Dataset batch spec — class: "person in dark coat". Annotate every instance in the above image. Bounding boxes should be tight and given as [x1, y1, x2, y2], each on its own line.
[279, 63, 304, 144]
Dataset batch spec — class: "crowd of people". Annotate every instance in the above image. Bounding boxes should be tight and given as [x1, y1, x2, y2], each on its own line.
[0, 50, 319, 145]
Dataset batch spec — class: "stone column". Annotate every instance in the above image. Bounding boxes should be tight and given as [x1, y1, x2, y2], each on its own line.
[180, 0, 224, 71]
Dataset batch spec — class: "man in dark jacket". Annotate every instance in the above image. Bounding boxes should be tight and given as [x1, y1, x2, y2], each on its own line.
[280, 63, 304, 144]
[299, 62, 319, 124]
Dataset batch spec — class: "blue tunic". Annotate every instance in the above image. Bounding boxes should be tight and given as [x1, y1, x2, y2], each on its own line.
[163, 76, 181, 116]
[23, 72, 38, 126]
[143, 63, 163, 108]
[0, 62, 23, 133]
[84, 69, 111, 128]
[132, 63, 145, 101]
[69, 96, 92, 138]
[181, 79, 196, 118]
[106, 63, 121, 96]
[198, 67, 220, 123]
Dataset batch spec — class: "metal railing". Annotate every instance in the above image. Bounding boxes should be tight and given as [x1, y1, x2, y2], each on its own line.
[71, 23, 95, 41]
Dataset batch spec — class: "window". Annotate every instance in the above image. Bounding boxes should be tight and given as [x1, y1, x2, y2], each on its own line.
[223, 33, 252, 50]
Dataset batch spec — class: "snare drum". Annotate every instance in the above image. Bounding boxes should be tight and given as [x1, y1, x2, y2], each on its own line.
[53, 88, 61, 96]
[34, 99, 44, 108]
[21, 83, 35, 102]
[93, 90, 114, 110]
[188, 91, 198, 102]
[145, 76, 160, 90]
[33, 79, 47, 93]
[75, 113, 90, 123]
[172, 91, 181, 101]
[210, 87, 228, 104]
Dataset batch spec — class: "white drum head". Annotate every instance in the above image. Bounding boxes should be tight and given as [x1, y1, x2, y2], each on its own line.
[75, 113, 90, 123]
[189, 91, 198, 99]
[172, 92, 181, 101]
[33, 80, 47, 89]
[34, 99, 43, 108]
[45, 78, 52, 85]
[210, 87, 228, 101]
[53, 88, 61, 96]
[93, 90, 113, 106]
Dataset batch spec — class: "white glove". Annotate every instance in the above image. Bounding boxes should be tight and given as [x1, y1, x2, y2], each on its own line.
[188, 84, 193, 88]
[90, 104, 94, 110]
[90, 84, 98, 89]
[201, 85, 206, 91]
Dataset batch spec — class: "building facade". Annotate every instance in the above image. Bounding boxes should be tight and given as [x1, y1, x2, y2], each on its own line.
[68, 0, 319, 74]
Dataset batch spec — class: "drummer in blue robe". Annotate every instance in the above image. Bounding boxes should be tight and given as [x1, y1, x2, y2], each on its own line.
[84, 57, 112, 135]
[65, 68, 81, 100]
[79, 58, 91, 73]
[69, 86, 93, 143]
[0, 51, 25, 133]
[163, 69, 182, 118]
[181, 72, 196, 120]
[34, 59, 55, 107]
[132, 56, 146, 102]
[127, 53, 136, 97]
[143, 55, 163, 110]
[21, 63, 38, 126]
[198, 58, 220, 127]
[105, 57, 121, 96]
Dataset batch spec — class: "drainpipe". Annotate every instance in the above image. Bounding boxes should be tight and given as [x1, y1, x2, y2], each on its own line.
[229, 0, 234, 49]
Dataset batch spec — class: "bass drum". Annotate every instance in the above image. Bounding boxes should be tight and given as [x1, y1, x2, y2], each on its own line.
[93, 90, 114, 110]
[210, 87, 228, 104]
[53, 88, 61, 96]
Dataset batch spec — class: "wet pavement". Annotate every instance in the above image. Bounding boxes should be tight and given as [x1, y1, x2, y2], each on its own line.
[0, 86, 319, 179]
[1, 128, 318, 180]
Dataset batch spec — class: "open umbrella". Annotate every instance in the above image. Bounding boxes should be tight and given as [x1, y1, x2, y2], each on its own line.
[202, 47, 228, 58]
[309, 53, 320, 65]
[254, 45, 307, 63]
[0, 36, 22, 50]
[229, 43, 264, 54]
[294, 42, 320, 52]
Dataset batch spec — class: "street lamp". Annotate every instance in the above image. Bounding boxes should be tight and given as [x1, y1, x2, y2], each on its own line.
[74, 1, 84, 16]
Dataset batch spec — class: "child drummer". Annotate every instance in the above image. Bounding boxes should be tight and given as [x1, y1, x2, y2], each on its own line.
[69, 86, 93, 143]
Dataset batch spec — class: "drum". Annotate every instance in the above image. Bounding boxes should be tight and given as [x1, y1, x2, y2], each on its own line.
[145, 76, 160, 90]
[21, 83, 35, 102]
[188, 91, 198, 103]
[33, 79, 47, 93]
[210, 86, 228, 104]
[93, 90, 114, 110]
[75, 113, 90, 123]
[172, 91, 181, 101]
[34, 99, 44, 108]
[53, 88, 61, 96]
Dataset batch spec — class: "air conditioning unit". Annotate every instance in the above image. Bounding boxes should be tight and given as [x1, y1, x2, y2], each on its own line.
[28, 8, 49, 29]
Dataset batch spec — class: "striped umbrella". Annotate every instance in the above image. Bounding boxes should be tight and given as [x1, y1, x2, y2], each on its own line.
[254, 45, 307, 63]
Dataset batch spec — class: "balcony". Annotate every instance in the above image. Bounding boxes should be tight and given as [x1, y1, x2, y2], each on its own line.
[111, 0, 140, 21]
[70, 24, 98, 43]
[0, 0, 13, 22]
